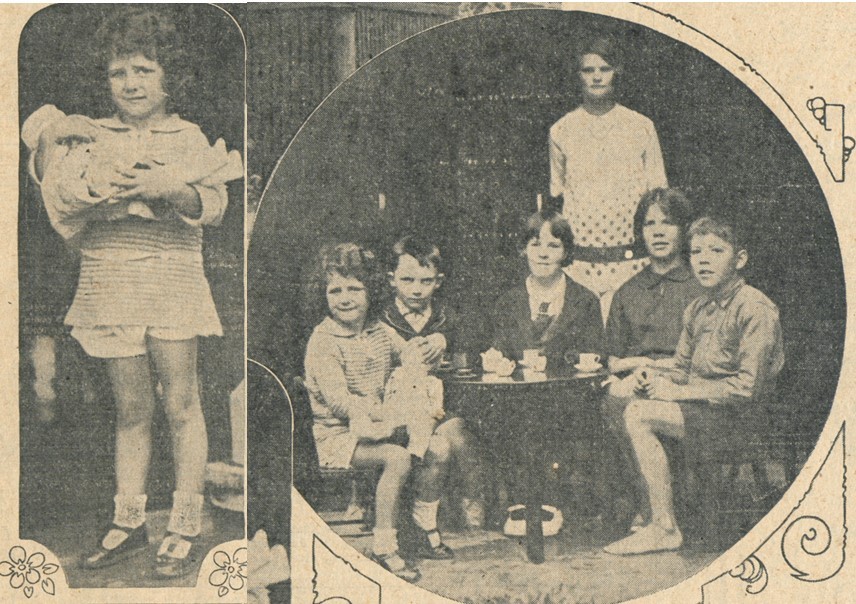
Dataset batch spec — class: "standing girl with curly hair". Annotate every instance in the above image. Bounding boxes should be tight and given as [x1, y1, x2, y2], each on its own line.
[21, 7, 242, 578]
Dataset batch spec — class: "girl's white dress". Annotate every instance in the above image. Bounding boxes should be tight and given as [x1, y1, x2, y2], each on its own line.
[22, 105, 243, 336]
[550, 104, 668, 315]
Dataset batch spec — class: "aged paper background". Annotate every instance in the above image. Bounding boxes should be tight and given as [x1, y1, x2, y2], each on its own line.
[1, 2, 855, 603]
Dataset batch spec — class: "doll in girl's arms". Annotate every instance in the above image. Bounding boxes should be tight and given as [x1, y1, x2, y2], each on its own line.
[22, 104, 243, 239]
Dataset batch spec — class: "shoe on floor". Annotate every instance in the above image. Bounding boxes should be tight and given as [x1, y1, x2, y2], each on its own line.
[154, 533, 201, 579]
[81, 524, 148, 570]
[603, 522, 683, 555]
[406, 528, 454, 560]
[368, 551, 420, 583]
[503, 504, 564, 537]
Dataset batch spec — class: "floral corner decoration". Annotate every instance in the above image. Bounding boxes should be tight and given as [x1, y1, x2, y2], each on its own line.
[0, 546, 59, 598]
[210, 546, 247, 598]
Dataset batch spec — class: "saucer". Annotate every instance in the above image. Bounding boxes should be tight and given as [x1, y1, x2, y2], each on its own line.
[574, 363, 602, 373]
[454, 369, 477, 378]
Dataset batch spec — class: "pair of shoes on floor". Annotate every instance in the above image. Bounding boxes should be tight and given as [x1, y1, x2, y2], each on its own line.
[369, 551, 421, 583]
[81, 526, 201, 578]
[81, 524, 149, 570]
[503, 504, 564, 537]
[603, 522, 683, 555]
[405, 528, 454, 560]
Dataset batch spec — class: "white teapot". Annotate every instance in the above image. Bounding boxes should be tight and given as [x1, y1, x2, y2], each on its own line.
[481, 348, 516, 376]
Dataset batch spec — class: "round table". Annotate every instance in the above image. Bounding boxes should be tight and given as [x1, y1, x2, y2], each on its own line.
[443, 368, 607, 563]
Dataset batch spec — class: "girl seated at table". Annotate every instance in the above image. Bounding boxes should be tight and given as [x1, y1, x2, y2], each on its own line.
[491, 210, 604, 536]
[602, 187, 703, 532]
[303, 243, 454, 583]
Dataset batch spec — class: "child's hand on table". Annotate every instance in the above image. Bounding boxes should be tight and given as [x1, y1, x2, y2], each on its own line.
[414, 334, 446, 366]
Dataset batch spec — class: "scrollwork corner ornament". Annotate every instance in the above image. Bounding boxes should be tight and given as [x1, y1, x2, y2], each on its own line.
[700, 423, 846, 602]
[729, 555, 769, 595]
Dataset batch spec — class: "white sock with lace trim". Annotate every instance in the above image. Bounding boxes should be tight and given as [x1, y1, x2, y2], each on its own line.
[166, 491, 204, 538]
[112, 494, 147, 529]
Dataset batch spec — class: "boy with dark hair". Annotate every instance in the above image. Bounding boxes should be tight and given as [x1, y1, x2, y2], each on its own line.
[604, 215, 784, 555]
[381, 235, 485, 554]
[382, 235, 459, 360]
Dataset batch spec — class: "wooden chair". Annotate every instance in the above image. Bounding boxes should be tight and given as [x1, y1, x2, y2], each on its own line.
[681, 389, 803, 551]
[287, 375, 376, 536]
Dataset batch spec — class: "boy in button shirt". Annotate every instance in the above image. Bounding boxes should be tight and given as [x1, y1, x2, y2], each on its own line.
[604, 215, 784, 555]
[381, 236, 485, 546]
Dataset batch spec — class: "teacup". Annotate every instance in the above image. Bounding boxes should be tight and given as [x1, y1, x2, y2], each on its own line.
[578, 353, 601, 369]
[522, 349, 547, 371]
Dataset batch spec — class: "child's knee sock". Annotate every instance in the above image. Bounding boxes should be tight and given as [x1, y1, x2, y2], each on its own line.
[167, 491, 204, 538]
[113, 494, 147, 529]
[372, 528, 398, 556]
[412, 499, 441, 547]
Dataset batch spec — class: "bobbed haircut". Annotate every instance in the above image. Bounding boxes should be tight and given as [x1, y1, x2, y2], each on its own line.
[633, 188, 695, 256]
[390, 235, 444, 275]
[522, 210, 575, 267]
[688, 215, 748, 254]
[306, 242, 386, 324]
[94, 7, 191, 110]
[576, 35, 624, 73]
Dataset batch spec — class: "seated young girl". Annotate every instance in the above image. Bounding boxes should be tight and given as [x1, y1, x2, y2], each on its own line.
[602, 188, 703, 531]
[491, 210, 604, 537]
[303, 243, 454, 583]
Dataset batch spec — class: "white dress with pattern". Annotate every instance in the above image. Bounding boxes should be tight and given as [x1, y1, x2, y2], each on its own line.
[550, 104, 667, 315]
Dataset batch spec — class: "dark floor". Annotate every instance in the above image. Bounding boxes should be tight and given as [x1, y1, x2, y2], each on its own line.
[27, 506, 244, 589]
[323, 508, 719, 604]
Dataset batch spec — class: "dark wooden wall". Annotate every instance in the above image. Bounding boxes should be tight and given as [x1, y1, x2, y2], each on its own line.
[248, 10, 845, 455]
[247, 3, 459, 185]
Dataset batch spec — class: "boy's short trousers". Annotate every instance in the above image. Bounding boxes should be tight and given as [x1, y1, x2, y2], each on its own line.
[71, 325, 200, 359]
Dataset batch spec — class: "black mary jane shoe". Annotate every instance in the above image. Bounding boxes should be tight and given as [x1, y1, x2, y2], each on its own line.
[81, 524, 149, 570]
[408, 528, 454, 560]
[368, 551, 421, 583]
[154, 533, 201, 579]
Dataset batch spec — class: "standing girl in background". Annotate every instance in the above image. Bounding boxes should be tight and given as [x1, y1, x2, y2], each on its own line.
[22, 8, 242, 578]
[550, 35, 668, 321]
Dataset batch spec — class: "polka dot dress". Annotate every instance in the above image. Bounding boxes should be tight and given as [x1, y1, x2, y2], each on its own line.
[549, 104, 667, 307]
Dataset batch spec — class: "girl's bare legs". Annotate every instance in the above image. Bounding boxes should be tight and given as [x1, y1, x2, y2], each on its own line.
[107, 355, 157, 497]
[83, 355, 154, 565]
[351, 442, 415, 575]
[148, 337, 208, 496]
[147, 336, 207, 575]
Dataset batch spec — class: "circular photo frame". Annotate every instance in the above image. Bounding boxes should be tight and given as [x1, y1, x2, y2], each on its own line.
[249, 6, 846, 603]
